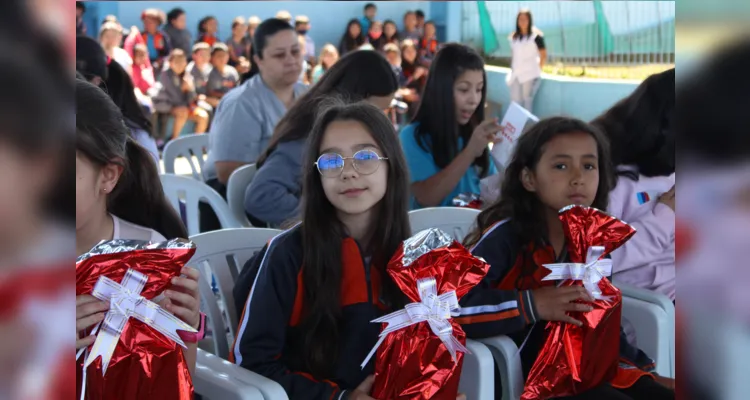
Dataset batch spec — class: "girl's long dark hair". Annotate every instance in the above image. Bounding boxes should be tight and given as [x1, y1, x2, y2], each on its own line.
[104, 60, 153, 133]
[591, 68, 675, 177]
[464, 117, 614, 248]
[513, 9, 534, 40]
[339, 19, 365, 53]
[197, 16, 216, 35]
[383, 20, 399, 43]
[299, 98, 410, 378]
[76, 79, 187, 239]
[412, 43, 491, 177]
[256, 50, 398, 167]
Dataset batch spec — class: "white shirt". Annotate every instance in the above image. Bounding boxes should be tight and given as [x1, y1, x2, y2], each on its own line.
[508, 32, 542, 84]
[112, 214, 166, 243]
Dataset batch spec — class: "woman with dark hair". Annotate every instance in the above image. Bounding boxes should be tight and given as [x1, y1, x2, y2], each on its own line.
[196, 16, 219, 46]
[104, 60, 160, 164]
[400, 43, 501, 209]
[591, 68, 676, 301]
[164, 7, 192, 56]
[245, 50, 398, 227]
[507, 9, 547, 112]
[382, 19, 400, 46]
[338, 19, 365, 56]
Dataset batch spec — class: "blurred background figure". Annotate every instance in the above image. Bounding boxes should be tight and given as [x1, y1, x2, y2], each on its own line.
[676, 38, 750, 400]
[0, 0, 73, 398]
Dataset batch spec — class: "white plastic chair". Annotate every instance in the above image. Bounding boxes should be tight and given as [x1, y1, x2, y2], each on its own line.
[194, 349, 288, 400]
[226, 164, 258, 227]
[160, 174, 241, 236]
[617, 283, 675, 378]
[475, 335, 524, 400]
[409, 207, 481, 242]
[189, 228, 282, 360]
[162, 133, 209, 181]
[459, 339, 496, 400]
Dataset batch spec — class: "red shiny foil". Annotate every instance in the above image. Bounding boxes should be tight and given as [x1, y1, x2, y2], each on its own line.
[522, 206, 636, 400]
[75, 242, 196, 400]
[371, 240, 490, 400]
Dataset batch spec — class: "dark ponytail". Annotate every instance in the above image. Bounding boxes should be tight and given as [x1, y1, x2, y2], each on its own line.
[76, 79, 187, 239]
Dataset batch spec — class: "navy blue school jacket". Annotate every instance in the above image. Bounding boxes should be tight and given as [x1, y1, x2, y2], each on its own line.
[231, 225, 388, 400]
[457, 219, 656, 388]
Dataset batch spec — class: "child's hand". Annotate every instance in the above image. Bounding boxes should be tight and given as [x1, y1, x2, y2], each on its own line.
[349, 375, 376, 400]
[158, 267, 201, 329]
[76, 295, 109, 349]
[468, 118, 501, 157]
[181, 79, 194, 93]
[414, 66, 428, 80]
[531, 286, 594, 326]
[659, 185, 675, 211]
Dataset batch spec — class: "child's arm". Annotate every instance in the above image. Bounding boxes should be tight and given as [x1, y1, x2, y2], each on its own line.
[457, 224, 538, 337]
[233, 239, 346, 399]
[610, 183, 675, 274]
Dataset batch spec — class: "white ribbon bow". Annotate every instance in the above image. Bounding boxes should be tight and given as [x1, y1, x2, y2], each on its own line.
[360, 277, 469, 369]
[81, 269, 197, 373]
[542, 246, 614, 301]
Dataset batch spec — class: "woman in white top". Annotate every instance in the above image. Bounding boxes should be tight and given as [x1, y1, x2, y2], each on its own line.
[74, 79, 201, 373]
[507, 9, 547, 112]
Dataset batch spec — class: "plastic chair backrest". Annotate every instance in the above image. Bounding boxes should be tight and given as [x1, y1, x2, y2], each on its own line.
[459, 340, 496, 400]
[190, 228, 282, 360]
[162, 134, 209, 181]
[226, 164, 258, 227]
[160, 174, 241, 236]
[408, 207, 481, 242]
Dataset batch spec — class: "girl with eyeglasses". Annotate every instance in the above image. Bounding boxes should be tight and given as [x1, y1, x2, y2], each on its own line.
[232, 98, 469, 400]
[232, 98, 411, 400]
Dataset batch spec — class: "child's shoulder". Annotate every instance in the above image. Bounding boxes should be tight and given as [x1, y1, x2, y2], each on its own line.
[470, 219, 516, 252]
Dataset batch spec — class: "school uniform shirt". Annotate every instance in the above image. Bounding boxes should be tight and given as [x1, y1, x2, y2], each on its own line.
[399, 29, 421, 42]
[112, 214, 166, 243]
[202, 74, 307, 181]
[244, 139, 305, 226]
[508, 32, 546, 84]
[187, 61, 213, 96]
[231, 225, 387, 400]
[206, 65, 240, 97]
[111, 47, 133, 72]
[608, 165, 676, 300]
[226, 37, 251, 63]
[302, 34, 316, 60]
[419, 36, 439, 62]
[196, 33, 218, 47]
[399, 122, 497, 209]
[164, 24, 193, 57]
[461, 219, 657, 389]
[151, 69, 197, 113]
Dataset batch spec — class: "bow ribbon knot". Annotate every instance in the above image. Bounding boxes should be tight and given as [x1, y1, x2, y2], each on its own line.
[542, 246, 614, 301]
[360, 277, 469, 369]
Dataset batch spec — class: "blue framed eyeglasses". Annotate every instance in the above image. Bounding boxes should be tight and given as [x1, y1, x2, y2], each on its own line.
[314, 149, 388, 177]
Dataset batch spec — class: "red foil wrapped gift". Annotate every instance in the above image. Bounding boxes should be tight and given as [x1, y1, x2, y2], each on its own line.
[364, 228, 490, 400]
[522, 205, 636, 399]
[76, 239, 197, 400]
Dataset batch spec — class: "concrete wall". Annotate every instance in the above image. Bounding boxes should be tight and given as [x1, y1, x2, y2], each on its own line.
[104, 1, 430, 52]
[484, 66, 639, 121]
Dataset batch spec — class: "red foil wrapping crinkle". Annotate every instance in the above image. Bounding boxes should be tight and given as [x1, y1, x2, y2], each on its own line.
[76, 239, 197, 400]
[522, 205, 636, 399]
[370, 228, 490, 400]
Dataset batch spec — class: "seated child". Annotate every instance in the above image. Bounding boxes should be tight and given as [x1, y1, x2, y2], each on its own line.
[151, 49, 209, 140]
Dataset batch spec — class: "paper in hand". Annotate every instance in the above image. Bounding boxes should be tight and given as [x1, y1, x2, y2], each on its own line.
[490, 102, 539, 170]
